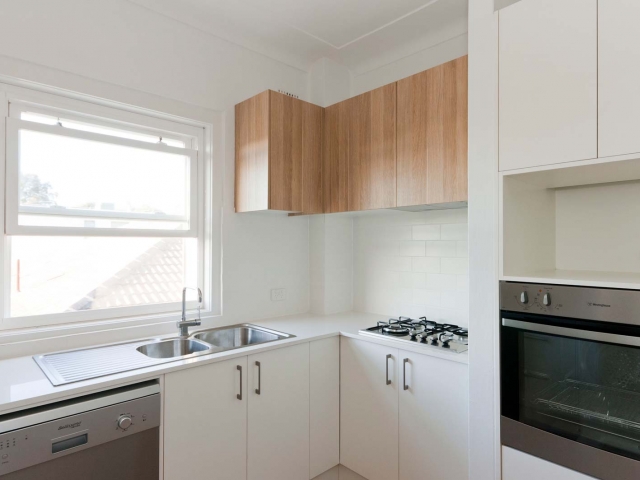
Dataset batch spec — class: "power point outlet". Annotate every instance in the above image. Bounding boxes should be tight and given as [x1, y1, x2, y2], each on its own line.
[271, 288, 286, 302]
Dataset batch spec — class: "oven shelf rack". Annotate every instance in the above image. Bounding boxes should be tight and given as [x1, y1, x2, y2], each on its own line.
[534, 379, 640, 439]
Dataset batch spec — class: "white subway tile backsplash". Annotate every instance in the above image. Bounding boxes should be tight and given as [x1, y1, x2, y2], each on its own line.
[456, 241, 469, 258]
[441, 223, 468, 240]
[441, 258, 469, 275]
[412, 224, 441, 240]
[412, 257, 440, 273]
[353, 209, 469, 327]
[425, 241, 457, 257]
[399, 241, 426, 257]
[426, 273, 458, 291]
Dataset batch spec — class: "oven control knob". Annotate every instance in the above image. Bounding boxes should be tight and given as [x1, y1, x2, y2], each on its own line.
[519, 291, 529, 304]
[543, 293, 551, 306]
[117, 415, 133, 430]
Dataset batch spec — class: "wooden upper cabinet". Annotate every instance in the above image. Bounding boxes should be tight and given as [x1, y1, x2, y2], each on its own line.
[323, 102, 349, 213]
[348, 84, 397, 211]
[235, 90, 323, 213]
[397, 56, 468, 207]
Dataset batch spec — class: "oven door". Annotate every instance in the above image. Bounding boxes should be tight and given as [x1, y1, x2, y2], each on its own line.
[501, 312, 640, 480]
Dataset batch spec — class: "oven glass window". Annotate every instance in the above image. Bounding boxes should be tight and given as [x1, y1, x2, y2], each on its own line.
[502, 323, 640, 461]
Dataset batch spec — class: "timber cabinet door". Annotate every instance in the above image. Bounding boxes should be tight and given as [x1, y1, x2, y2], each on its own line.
[323, 101, 350, 213]
[235, 90, 323, 213]
[396, 55, 468, 207]
[347, 83, 397, 212]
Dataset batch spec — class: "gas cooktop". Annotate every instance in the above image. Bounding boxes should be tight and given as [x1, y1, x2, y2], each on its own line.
[359, 317, 468, 354]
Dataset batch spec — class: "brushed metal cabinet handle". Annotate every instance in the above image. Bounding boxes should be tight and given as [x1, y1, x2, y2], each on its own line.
[255, 361, 261, 395]
[403, 358, 409, 391]
[386, 354, 392, 385]
[237, 365, 242, 400]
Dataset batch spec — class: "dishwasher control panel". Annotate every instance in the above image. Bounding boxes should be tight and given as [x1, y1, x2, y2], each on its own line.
[0, 393, 160, 477]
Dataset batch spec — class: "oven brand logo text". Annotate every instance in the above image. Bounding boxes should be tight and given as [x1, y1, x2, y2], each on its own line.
[58, 421, 82, 430]
[588, 302, 611, 308]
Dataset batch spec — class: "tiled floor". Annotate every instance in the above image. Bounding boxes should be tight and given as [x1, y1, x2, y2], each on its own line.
[312, 464, 368, 480]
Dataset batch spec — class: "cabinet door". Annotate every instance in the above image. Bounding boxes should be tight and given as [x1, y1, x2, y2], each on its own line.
[164, 357, 248, 480]
[248, 343, 310, 480]
[499, 0, 597, 170]
[503, 446, 595, 480]
[397, 56, 468, 207]
[599, 0, 640, 158]
[302, 102, 324, 214]
[324, 102, 350, 213]
[348, 84, 396, 211]
[399, 351, 468, 480]
[269, 90, 303, 211]
[340, 337, 399, 480]
[310, 337, 340, 478]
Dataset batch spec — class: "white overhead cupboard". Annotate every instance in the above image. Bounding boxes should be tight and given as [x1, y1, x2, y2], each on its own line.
[340, 337, 469, 480]
[498, 0, 597, 171]
[499, 0, 640, 171]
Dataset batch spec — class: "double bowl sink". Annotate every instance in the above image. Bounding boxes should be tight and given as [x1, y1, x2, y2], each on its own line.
[136, 324, 294, 360]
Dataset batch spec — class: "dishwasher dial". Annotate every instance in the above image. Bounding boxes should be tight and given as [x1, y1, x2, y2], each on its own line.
[117, 415, 133, 430]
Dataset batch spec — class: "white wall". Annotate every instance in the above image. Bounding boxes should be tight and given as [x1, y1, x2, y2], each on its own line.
[352, 34, 468, 95]
[352, 209, 469, 326]
[0, 0, 312, 356]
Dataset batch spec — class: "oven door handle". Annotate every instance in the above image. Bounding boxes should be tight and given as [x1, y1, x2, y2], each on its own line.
[502, 318, 640, 348]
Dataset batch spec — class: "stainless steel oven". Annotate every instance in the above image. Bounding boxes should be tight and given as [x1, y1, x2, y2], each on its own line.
[0, 380, 160, 479]
[500, 281, 640, 480]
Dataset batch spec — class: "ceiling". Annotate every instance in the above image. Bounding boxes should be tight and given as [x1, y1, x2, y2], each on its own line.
[128, 0, 468, 75]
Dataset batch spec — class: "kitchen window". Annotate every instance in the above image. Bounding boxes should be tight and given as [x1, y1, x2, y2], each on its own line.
[1, 89, 211, 329]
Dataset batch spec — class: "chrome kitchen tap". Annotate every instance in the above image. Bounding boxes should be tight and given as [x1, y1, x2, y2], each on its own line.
[177, 287, 202, 337]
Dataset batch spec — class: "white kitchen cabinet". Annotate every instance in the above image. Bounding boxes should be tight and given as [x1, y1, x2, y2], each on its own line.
[248, 343, 310, 480]
[499, 0, 597, 171]
[598, 0, 640, 158]
[399, 350, 469, 480]
[502, 446, 595, 480]
[164, 357, 248, 480]
[340, 337, 399, 480]
[310, 337, 340, 478]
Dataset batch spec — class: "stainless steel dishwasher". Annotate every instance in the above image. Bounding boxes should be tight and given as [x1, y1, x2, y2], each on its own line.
[0, 380, 160, 479]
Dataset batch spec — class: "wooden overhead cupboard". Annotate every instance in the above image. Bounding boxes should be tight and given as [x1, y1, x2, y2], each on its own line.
[235, 56, 469, 214]
[235, 90, 324, 213]
[397, 55, 468, 207]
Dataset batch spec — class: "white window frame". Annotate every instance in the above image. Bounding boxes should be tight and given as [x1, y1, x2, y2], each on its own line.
[0, 84, 216, 331]
[6, 104, 199, 237]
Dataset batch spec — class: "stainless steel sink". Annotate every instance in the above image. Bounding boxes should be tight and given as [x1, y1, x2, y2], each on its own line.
[137, 338, 212, 359]
[191, 324, 295, 350]
[35, 324, 295, 386]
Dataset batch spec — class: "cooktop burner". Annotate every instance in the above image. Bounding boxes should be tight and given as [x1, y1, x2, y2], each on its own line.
[360, 316, 468, 353]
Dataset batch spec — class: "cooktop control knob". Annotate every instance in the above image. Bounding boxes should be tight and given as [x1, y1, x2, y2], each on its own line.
[543, 293, 551, 306]
[519, 291, 529, 304]
[117, 415, 133, 430]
